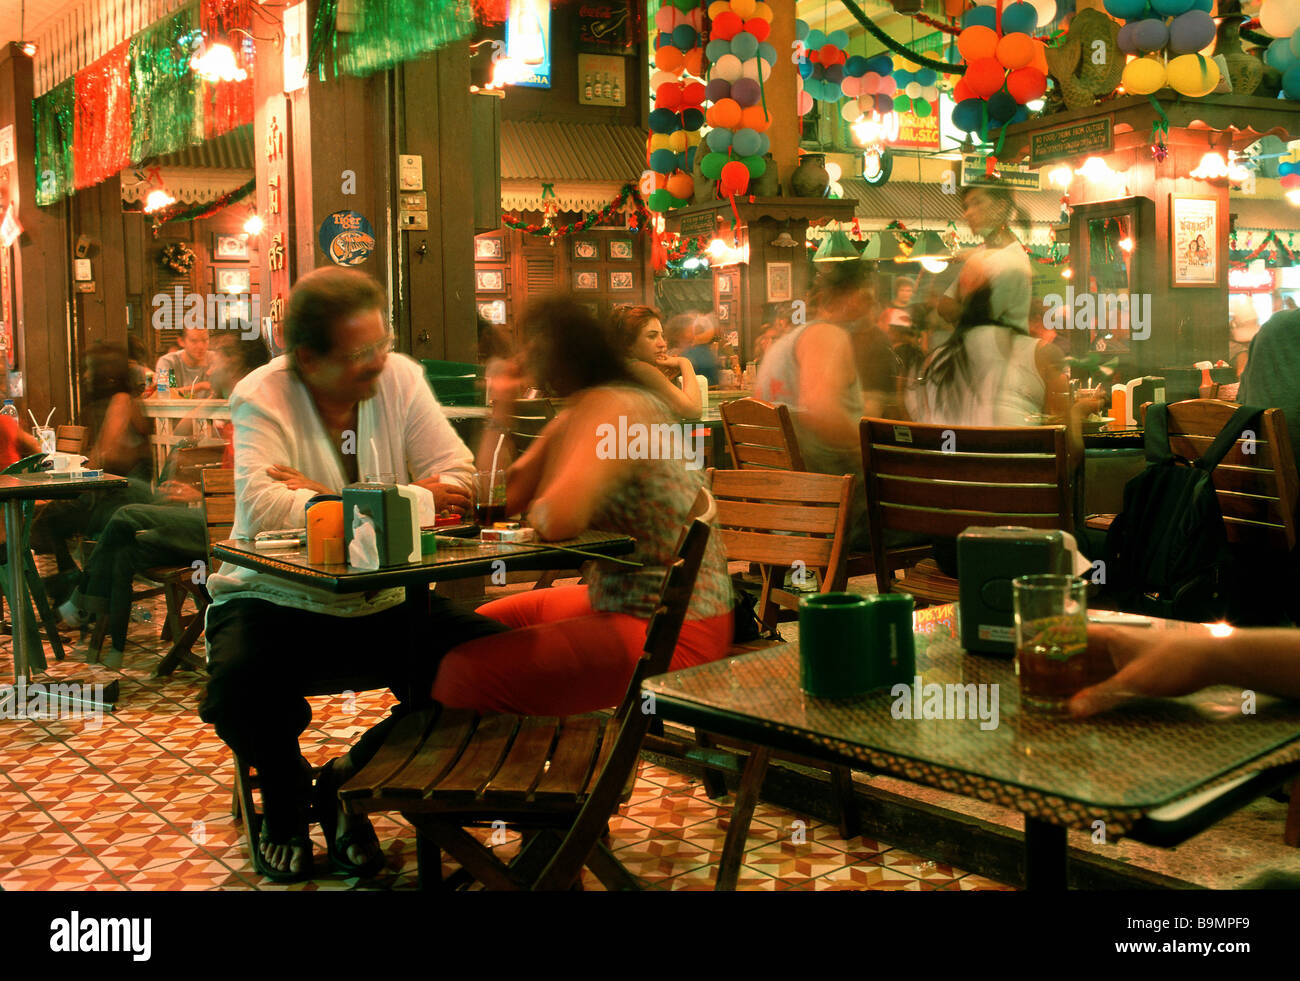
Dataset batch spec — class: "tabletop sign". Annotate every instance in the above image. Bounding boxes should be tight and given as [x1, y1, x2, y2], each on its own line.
[961, 156, 1041, 190]
[678, 212, 714, 239]
[577, 1, 633, 55]
[1030, 118, 1113, 165]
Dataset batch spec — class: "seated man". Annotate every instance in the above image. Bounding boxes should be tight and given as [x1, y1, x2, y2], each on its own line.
[198, 267, 508, 883]
[150, 325, 216, 397]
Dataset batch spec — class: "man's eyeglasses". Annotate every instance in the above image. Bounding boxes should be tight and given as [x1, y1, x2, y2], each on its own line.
[336, 331, 395, 364]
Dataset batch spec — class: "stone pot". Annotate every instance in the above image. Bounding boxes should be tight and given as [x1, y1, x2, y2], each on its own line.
[751, 153, 781, 197]
[790, 153, 830, 198]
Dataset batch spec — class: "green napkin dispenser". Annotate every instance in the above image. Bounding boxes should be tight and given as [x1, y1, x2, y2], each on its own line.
[957, 526, 1071, 656]
[342, 483, 419, 567]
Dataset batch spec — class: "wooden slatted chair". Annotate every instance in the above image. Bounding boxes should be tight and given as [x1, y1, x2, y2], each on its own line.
[504, 397, 556, 458]
[55, 425, 87, 455]
[860, 418, 1073, 606]
[337, 518, 713, 891]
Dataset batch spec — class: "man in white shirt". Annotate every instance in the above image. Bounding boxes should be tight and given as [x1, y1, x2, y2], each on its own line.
[152, 327, 217, 396]
[199, 267, 508, 883]
[939, 182, 1032, 332]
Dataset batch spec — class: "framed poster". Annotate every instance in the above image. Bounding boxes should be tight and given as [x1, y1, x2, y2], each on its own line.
[475, 268, 505, 292]
[1170, 194, 1218, 287]
[608, 239, 633, 260]
[577, 54, 627, 107]
[610, 270, 634, 291]
[572, 239, 599, 261]
[213, 233, 250, 261]
[717, 302, 732, 323]
[474, 235, 504, 260]
[574, 270, 600, 291]
[766, 262, 792, 302]
[478, 300, 507, 324]
[214, 268, 251, 294]
[717, 274, 732, 295]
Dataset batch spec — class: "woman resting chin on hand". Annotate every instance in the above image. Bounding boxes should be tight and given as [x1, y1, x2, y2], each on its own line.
[612, 305, 701, 420]
[431, 297, 733, 718]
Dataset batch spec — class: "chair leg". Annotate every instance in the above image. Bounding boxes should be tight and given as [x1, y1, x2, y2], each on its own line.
[416, 831, 444, 890]
[88, 615, 109, 659]
[161, 582, 185, 643]
[716, 746, 771, 891]
[419, 822, 522, 891]
[1286, 778, 1300, 848]
[585, 840, 642, 891]
[830, 765, 860, 841]
[154, 595, 209, 677]
[232, 756, 260, 865]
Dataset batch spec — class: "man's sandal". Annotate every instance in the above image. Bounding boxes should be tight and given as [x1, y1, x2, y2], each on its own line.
[315, 758, 385, 879]
[252, 821, 313, 884]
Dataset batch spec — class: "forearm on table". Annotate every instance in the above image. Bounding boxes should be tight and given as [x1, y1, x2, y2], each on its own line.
[1207, 631, 1300, 699]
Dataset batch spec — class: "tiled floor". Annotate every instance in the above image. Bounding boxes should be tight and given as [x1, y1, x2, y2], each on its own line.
[0, 585, 1011, 891]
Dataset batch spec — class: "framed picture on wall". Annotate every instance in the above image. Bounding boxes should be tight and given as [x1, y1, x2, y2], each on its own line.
[609, 271, 634, 291]
[478, 300, 507, 324]
[717, 275, 732, 295]
[766, 262, 792, 302]
[475, 268, 505, 292]
[212, 234, 250, 261]
[717, 302, 732, 323]
[1170, 194, 1218, 287]
[474, 235, 504, 260]
[214, 268, 251, 295]
[608, 239, 634, 260]
[573, 240, 600, 261]
[578, 301, 600, 318]
[574, 270, 600, 291]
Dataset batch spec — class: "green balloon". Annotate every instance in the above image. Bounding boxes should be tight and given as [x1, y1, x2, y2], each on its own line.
[743, 155, 766, 178]
[647, 189, 674, 212]
[913, 99, 932, 117]
[672, 0, 696, 9]
[701, 152, 728, 180]
[893, 94, 911, 112]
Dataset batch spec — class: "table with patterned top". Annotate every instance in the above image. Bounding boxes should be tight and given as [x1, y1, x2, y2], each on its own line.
[643, 606, 1300, 890]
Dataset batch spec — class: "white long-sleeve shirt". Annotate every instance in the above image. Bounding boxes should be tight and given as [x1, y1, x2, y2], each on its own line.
[206, 352, 474, 616]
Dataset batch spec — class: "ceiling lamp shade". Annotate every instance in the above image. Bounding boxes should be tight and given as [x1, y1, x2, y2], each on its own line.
[908, 230, 952, 271]
[813, 229, 861, 262]
[860, 231, 906, 262]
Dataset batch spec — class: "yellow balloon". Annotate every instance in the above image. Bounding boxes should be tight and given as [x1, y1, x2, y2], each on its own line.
[1121, 56, 1166, 96]
[753, 2, 774, 21]
[668, 130, 689, 151]
[684, 130, 702, 146]
[708, 1, 730, 18]
[732, 0, 757, 18]
[1165, 53, 1219, 98]
[649, 133, 672, 152]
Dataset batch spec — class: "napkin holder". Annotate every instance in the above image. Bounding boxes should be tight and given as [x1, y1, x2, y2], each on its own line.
[342, 483, 420, 566]
[957, 526, 1071, 656]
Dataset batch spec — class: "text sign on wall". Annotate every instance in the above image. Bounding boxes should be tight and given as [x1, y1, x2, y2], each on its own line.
[892, 103, 940, 151]
[1030, 118, 1114, 165]
[507, 0, 552, 88]
[961, 157, 1041, 190]
[577, 1, 633, 55]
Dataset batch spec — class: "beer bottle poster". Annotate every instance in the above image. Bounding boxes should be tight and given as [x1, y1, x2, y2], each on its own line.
[318, 211, 376, 267]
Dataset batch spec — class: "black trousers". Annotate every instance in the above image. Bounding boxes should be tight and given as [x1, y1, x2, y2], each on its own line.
[199, 593, 510, 835]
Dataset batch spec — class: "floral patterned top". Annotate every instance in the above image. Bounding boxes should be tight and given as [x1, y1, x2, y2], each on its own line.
[583, 385, 733, 621]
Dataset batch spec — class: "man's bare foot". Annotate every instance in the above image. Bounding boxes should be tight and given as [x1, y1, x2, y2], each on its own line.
[323, 757, 383, 875]
[259, 838, 311, 879]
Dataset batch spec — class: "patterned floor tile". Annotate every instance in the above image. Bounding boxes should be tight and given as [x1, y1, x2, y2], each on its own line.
[950, 873, 1016, 891]
[808, 866, 925, 891]
[660, 864, 778, 891]
[115, 858, 252, 890]
[881, 848, 967, 881]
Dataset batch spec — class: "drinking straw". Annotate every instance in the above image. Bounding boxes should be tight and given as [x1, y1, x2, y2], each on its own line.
[43, 408, 55, 428]
[488, 432, 506, 507]
[370, 437, 380, 482]
[27, 409, 40, 430]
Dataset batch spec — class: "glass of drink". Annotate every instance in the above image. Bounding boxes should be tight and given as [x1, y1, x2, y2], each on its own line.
[1013, 574, 1090, 714]
[474, 469, 507, 527]
[35, 427, 56, 455]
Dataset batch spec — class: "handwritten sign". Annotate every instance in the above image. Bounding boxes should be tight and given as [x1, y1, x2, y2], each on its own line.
[1030, 118, 1113, 164]
[893, 103, 940, 151]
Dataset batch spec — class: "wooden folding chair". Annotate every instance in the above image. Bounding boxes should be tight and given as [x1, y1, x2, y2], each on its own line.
[337, 518, 714, 891]
[860, 418, 1073, 605]
[55, 425, 88, 455]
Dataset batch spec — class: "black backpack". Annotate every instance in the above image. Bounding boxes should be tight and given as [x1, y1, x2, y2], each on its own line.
[1102, 403, 1262, 622]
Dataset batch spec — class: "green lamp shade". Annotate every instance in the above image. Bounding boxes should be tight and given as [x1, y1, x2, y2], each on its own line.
[908, 231, 952, 262]
[861, 231, 906, 262]
[812, 229, 861, 262]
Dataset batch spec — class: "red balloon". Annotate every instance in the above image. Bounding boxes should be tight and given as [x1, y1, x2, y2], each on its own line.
[712, 11, 742, 40]
[818, 44, 840, 65]
[744, 18, 771, 43]
[1006, 67, 1047, 104]
[682, 81, 707, 106]
[953, 78, 976, 103]
[720, 160, 750, 195]
[965, 58, 1007, 99]
[656, 83, 683, 111]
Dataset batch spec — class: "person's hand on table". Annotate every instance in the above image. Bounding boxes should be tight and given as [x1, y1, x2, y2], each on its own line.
[412, 476, 472, 516]
[189, 381, 214, 398]
[266, 465, 334, 496]
[1068, 625, 1216, 718]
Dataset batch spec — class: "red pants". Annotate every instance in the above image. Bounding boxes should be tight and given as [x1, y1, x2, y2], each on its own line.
[432, 585, 733, 716]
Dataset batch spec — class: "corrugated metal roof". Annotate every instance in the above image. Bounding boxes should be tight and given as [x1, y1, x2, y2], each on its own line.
[840, 179, 1065, 227]
[501, 121, 646, 182]
[1230, 195, 1300, 231]
[148, 125, 254, 170]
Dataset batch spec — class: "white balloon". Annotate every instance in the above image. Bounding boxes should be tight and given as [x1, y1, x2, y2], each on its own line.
[906, 81, 922, 98]
[826, 161, 843, 181]
[714, 53, 744, 82]
[841, 100, 862, 121]
[651, 70, 680, 91]
[1030, 0, 1057, 28]
[740, 58, 773, 82]
[1260, 0, 1300, 39]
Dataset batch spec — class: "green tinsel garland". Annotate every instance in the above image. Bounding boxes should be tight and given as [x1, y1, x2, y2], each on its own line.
[130, 7, 204, 163]
[150, 177, 256, 232]
[311, 0, 478, 79]
[33, 78, 75, 207]
[840, 0, 965, 75]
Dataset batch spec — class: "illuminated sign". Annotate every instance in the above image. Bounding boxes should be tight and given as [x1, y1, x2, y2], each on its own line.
[893, 101, 940, 151]
[1228, 267, 1273, 291]
[507, 0, 551, 89]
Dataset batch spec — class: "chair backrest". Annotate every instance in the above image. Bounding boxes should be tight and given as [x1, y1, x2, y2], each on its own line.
[860, 418, 1072, 593]
[200, 466, 235, 573]
[56, 425, 87, 455]
[719, 397, 805, 471]
[1140, 399, 1299, 553]
[506, 398, 556, 457]
[163, 444, 226, 490]
[423, 359, 485, 406]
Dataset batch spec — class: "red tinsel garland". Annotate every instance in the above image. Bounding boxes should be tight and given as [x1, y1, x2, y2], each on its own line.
[201, 0, 255, 139]
[74, 42, 132, 191]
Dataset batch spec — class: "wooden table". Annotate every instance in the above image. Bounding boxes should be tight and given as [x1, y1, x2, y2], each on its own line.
[0, 472, 127, 688]
[212, 529, 636, 598]
[643, 605, 1300, 890]
[140, 397, 230, 477]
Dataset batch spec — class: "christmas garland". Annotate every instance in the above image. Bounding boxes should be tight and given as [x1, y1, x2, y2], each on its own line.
[1229, 229, 1297, 267]
[149, 177, 256, 232]
[159, 242, 197, 275]
[503, 183, 650, 237]
[665, 233, 710, 262]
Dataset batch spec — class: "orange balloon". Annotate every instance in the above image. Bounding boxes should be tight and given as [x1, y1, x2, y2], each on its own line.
[740, 104, 771, 132]
[666, 171, 694, 200]
[996, 33, 1034, 70]
[1029, 40, 1048, 75]
[957, 25, 998, 63]
[710, 97, 743, 130]
[682, 47, 705, 78]
[655, 43, 684, 73]
[708, 1, 730, 17]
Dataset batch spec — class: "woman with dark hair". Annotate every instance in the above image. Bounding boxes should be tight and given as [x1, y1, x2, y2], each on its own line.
[611, 304, 701, 419]
[432, 296, 733, 715]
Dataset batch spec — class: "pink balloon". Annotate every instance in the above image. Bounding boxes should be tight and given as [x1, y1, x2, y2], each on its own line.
[877, 75, 897, 96]
[798, 90, 814, 115]
[654, 6, 676, 32]
[686, 8, 704, 29]
[840, 76, 860, 97]
[861, 71, 881, 92]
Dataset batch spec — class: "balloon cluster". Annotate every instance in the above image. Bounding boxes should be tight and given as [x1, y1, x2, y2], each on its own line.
[890, 63, 941, 117]
[1260, 0, 1300, 101]
[794, 20, 853, 113]
[701, 0, 777, 198]
[645, 1, 709, 213]
[950, 3, 1050, 139]
[1108, 0, 1220, 97]
[1278, 141, 1300, 195]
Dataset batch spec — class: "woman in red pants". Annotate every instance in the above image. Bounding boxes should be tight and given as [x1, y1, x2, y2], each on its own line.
[433, 297, 734, 715]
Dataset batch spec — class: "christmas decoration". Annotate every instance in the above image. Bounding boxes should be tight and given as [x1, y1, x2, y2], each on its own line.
[159, 242, 197, 275]
[502, 183, 649, 238]
[32, 78, 75, 207]
[309, 0, 478, 80]
[200, 0, 255, 139]
[129, 6, 204, 164]
[149, 177, 256, 232]
[74, 42, 132, 191]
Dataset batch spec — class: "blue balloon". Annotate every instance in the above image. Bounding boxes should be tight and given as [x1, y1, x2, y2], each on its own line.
[681, 108, 704, 131]
[756, 133, 770, 156]
[1103, 0, 1147, 20]
[685, 146, 697, 172]
[952, 98, 986, 134]
[1267, 38, 1298, 73]
[988, 91, 1018, 123]
[963, 6, 997, 29]
[706, 128, 733, 153]
[805, 29, 827, 51]
[866, 55, 894, 75]
[650, 149, 677, 174]
[915, 68, 937, 87]
[1293, 33, 1300, 60]
[731, 31, 759, 61]
[648, 109, 679, 134]
[705, 39, 731, 63]
[732, 127, 762, 157]
[828, 30, 850, 50]
[894, 69, 914, 85]
[758, 42, 777, 64]
[657, 32, 671, 49]
[845, 55, 868, 77]
[821, 82, 842, 101]
[1149, 0, 1193, 15]
[1280, 161, 1296, 176]
[1011, 106, 1030, 124]
[671, 24, 698, 50]
[1002, 2, 1038, 35]
[1285, 64, 1300, 101]
[795, 19, 809, 41]
[1190, 0, 1212, 10]
[799, 58, 814, 79]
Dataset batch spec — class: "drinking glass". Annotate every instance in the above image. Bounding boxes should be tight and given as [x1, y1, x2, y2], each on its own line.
[1013, 574, 1090, 713]
[474, 469, 507, 527]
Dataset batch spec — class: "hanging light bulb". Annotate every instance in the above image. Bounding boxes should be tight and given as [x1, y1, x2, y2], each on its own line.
[191, 41, 248, 82]
[1048, 166, 1073, 190]
[144, 189, 177, 213]
[244, 213, 265, 236]
[910, 231, 952, 272]
[1118, 237, 1134, 252]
